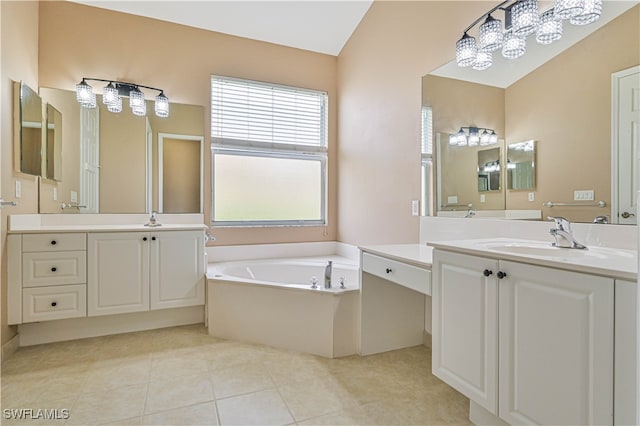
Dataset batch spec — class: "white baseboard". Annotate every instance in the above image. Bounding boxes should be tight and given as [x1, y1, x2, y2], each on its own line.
[18, 306, 204, 346]
[469, 401, 508, 426]
[2, 334, 20, 360]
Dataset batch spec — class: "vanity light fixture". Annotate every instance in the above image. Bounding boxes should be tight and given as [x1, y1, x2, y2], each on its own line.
[449, 127, 498, 147]
[75, 78, 169, 118]
[455, 0, 602, 71]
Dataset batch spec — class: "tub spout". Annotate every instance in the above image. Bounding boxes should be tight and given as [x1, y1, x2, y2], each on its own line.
[324, 261, 332, 289]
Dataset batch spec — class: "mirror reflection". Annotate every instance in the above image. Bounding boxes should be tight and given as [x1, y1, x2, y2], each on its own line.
[15, 81, 43, 176]
[38, 87, 204, 214]
[507, 141, 535, 191]
[422, 5, 639, 223]
[45, 104, 62, 181]
[477, 147, 501, 192]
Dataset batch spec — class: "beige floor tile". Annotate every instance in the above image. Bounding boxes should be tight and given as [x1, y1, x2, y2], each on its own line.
[210, 362, 275, 399]
[102, 416, 142, 425]
[278, 377, 352, 422]
[298, 408, 365, 426]
[67, 383, 148, 425]
[216, 389, 294, 426]
[145, 374, 214, 415]
[263, 351, 332, 386]
[205, 342, 270, 371]
[149, 352, 209, 381]
[84, 355, 152, 393]
[142, 401, 218, 426]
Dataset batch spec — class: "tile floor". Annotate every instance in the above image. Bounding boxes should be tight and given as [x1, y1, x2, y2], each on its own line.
[1, 324, 470, 425]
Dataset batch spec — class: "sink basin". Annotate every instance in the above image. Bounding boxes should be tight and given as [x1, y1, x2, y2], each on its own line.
[478, 241, 633, 260]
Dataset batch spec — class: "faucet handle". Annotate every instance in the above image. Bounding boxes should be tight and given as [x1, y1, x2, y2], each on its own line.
[548, 216, 570, 230]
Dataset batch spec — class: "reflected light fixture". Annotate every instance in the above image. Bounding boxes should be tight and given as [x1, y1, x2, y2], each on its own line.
[75, 77, 169, 118]
[449, 127, 498, 147]
[455, 0, 603, 71]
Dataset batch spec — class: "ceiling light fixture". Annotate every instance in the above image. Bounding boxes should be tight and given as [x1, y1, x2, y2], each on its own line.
[455, 0, 603, 71]
[75, 78, 169, 118]
[449, 127, 499, 147]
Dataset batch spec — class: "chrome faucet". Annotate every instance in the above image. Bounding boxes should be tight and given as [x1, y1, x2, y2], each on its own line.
[324, 261, 332, 289]
[464, 208, 476, 218]
[145, 211, 162, 227]
[548, 216, 587, 249]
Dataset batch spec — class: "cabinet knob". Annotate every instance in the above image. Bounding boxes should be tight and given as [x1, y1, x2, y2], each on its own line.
[50, 240, 57, 245]
[51, 301, 57, 307]
[483, 269, 493, 277]
[152, 236, 156, 241]
[143, 237, 148, 241]
[51, 267, 57, 272]
[385, 268, 392, 274]
[497, 271, 507, 279]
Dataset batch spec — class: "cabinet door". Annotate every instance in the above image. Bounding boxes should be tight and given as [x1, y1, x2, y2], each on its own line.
[498, 260, 613, 425]
[432, 250, 499, 414]
[87, 232, 150, 316]
[149, 230, 204, 310]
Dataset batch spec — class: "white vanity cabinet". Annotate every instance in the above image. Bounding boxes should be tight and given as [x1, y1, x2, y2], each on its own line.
[433, 249, 615, 425]
[88, 230, 205, 316]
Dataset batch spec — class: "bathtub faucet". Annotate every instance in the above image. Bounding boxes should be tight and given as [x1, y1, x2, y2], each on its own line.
[324, 261, 332, 289]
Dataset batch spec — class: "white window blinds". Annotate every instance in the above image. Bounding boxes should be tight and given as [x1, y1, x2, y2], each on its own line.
[211, 75, 328, 151]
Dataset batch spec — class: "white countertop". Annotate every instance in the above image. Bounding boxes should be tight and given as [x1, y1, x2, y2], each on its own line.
[359, 244, 433, 269]
[8, 224, 208, 233]
[429, 238, 637, 281]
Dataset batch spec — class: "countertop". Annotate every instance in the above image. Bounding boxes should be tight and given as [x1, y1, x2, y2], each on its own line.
[358, 244, 433, 269]
[8, 224, 208, 233]
[429, 238, 637, 281]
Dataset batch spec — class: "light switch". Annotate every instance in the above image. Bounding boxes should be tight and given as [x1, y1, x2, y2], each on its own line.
[447, 195, 458, 204]
[53, 187, 58, 201]
[480, 194, 486, 203]
[411, 200, 419, 216]
[528, 192, 535, 202]
[15, 180, 21, 198]
[574, 190, 594, 201]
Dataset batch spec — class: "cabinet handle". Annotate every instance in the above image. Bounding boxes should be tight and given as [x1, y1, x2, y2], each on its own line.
[497, 271, 507, 279]
[143, 237, 148, 241]
[50, 240, 57, 245]
[483, 269, 493, 277]
[51, 267, 57, 272]
[385, 268, 392, 274]
[152, 236, 156, 241]
[51, 301, 57, 307]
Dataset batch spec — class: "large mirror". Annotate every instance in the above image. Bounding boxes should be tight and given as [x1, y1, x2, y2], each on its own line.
[45, 103, 63, 181]
[38, 87, 204, 214]
[14, 81, 43, 176]
[422, 4, 639, 223]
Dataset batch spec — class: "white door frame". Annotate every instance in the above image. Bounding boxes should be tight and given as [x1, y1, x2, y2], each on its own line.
[157, 133, 204, 213]
[611, 65, 640, 224]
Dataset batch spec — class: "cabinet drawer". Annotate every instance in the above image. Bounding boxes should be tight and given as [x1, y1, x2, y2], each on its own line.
[23, 251, 87, 287]
[22, 233, 86, 252]
[22, 284, 87, 323]
[362, 252, 431, 295]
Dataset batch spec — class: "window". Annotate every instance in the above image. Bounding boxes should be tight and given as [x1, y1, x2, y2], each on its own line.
[211, 75, 328, 226]
[421, 106, 434, 216]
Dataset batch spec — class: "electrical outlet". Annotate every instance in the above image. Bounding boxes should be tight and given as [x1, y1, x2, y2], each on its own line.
[70, 191, 78, 203]
[528, 192, 535, 202]
[574, 190, 594, 201]
[411, 200, 419, 216]
[53, 187, 58, 201]
[480, 194, 486, 203]
[15, 180, 21, 198]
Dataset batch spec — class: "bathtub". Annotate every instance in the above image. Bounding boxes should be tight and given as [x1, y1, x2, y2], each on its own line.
[207, 256, 360, 358]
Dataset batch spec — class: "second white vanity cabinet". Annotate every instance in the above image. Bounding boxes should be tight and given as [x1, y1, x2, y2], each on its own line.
[433, 249, 615, 425]
[88, 230, 205, 316]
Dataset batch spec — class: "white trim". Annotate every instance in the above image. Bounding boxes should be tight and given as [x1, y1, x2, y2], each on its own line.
[611, 65, 640, 225]
[17, 306, 204, 346]
[146, 118, 152, 214]
[158, 133, 205, 214]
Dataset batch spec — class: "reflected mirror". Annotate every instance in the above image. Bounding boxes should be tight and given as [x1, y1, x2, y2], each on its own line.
[14, 81, 43, 176]
[422, 4, 639, 223]
[477, 148, 501, 192]
[507, 141, 535, 191]
[45, 104, 63, 181]
[38, 87, 204, 214]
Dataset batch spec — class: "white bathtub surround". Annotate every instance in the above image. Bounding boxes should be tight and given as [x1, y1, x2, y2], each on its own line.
[207, 245, 359, 358]
[420, 216, 637, 250]
[206, 241, 359, 263]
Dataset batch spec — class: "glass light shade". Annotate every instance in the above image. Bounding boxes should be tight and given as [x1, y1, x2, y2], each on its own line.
[76, 80, 94, 107]
[480, 130, 491, 145]
[537, 8, 563, 44]
[570, 0, 601, 25]
[154, 92, 169, 118]
[107, 95, 122, 113]
[456, 129, 467, 146]
[472, 51, 493, 70]
[102, 83, 118, 105]
[502, 30, 526, 59]
[129, 88, 145, 108]
[489, 131, 498, 144]
[468, 130, 480, 146]
[554, 0, 585, 19]
[449, 133, 458, 145]
[479, 15, 503, 52]
[131, 101, 146, 117]
[456, 33, 477, 67]
[512, 0, 540, 37]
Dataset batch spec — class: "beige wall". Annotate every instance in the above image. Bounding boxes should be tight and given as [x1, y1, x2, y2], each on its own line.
[422, 75, 506, 212]
[337, 1, 490, 245]
[505, 5, 640, 222]
[2, 1, 40, 344]
[38, 1, 338, 246]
